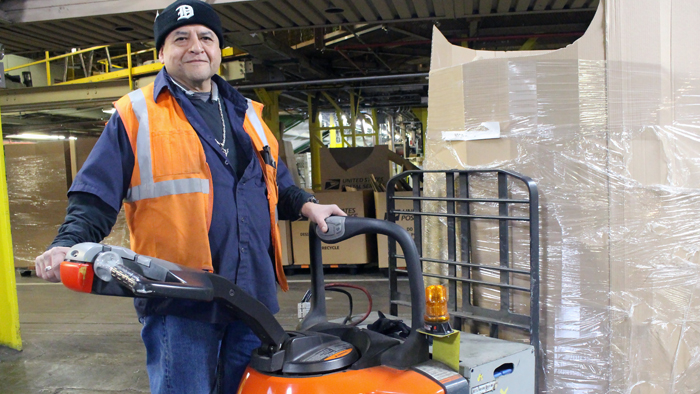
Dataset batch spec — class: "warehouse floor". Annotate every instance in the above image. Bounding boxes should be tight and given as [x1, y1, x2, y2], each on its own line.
[2, 270, 404, 394]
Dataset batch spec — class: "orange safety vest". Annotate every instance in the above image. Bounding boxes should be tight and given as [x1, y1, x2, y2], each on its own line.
[114, 83, 289, 291]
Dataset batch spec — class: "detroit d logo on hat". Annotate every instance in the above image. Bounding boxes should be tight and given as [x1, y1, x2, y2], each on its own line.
[154, 0, 224, 51]
[176, 5, 194, 20]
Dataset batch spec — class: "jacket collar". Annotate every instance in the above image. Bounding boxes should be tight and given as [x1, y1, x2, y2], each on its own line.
[153, 68, 248, 111]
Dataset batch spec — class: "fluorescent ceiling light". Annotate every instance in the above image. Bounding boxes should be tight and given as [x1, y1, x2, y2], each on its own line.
[103, 108, 116, 114]
[5, 133, 67, 140]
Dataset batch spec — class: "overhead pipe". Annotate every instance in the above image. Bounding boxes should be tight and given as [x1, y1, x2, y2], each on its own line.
[233, 73, 428, 90]
[332, 32, 585, 51]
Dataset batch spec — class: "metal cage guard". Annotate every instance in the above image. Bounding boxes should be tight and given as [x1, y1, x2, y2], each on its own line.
[385, 169, 540, 365]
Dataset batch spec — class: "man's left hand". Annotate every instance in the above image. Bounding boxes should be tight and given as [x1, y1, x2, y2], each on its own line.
[301, 202, 346, 232]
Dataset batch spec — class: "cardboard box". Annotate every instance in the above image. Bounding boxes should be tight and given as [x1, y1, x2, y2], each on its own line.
[320, 146, 392, 191]
[278, 140, 301, 187]
[279, 220, 293, 266]
[291, 191, 376, 266]
[374, 191, 415, 269]
[425, 0, 700, 391]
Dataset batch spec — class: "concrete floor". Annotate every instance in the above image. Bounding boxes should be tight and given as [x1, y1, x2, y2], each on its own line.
[1, 269, 408, 394]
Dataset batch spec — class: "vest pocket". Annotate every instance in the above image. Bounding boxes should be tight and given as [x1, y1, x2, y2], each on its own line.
[151, 129, 202, 178]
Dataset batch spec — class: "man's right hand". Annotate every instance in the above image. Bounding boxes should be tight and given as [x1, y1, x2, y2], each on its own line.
[35, 247, 70, 283]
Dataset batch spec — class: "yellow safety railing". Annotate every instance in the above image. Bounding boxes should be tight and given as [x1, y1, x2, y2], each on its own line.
[5, 44, 246, 88]
[5, 46, 109, 86]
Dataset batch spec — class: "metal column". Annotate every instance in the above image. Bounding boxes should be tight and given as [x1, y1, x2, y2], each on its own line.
[254, 88, 281, 140]
[126, 43, 133, 91]
[0, 107, 22, 351]
[308, 95, 322, 191]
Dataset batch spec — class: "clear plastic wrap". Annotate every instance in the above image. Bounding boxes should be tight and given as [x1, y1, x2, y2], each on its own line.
[424, 2, 700, 392]
[5, 142, 69, 268]
[5, 140, 130, 268]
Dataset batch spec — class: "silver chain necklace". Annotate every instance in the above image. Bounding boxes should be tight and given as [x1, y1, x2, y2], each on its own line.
[169, 76, 229, 156]
[215, 99, 229, 156]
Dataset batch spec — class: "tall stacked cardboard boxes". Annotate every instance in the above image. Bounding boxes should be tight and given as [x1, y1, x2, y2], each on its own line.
[425, 0, 700, 391]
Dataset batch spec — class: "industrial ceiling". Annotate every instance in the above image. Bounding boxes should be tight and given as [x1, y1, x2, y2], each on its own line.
[0, 0, 597, 136]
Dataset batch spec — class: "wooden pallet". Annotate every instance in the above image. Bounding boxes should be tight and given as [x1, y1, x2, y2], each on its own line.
[283, 264, 366, 276]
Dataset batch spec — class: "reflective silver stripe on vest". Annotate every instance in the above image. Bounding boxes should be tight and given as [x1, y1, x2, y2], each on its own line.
[246, 99, 278, 224]
[125, 88, 210, 203]
[246, 99, 268, 147]
[127, 178, 209, 201]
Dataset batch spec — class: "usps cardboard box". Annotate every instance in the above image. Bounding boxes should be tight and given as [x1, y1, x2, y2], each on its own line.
[319, 146, 392, 191]
[374, 191, 415, 269]
[291, 191, 376, 266]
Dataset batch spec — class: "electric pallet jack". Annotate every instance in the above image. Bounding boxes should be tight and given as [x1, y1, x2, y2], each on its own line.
[59, 216, 533, 393]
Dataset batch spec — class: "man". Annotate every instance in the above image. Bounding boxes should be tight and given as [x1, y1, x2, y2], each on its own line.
[34, 0, 345, 392]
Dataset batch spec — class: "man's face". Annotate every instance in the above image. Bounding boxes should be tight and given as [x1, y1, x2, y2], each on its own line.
[159, 24, 221, 91]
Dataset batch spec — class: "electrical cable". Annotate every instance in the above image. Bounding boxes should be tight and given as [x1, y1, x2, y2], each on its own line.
[298, 283, 373, 326]
[301, 289, 312, 303]
[325, 287, 353, 324]
[325, 283, 373, 326]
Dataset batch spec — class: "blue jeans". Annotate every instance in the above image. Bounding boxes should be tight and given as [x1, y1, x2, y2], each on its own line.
[141, 315, 261, 394]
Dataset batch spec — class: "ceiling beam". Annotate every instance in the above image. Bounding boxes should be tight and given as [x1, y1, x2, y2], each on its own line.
[2, 120, 106, 133]
[291, 29, 348, 50]
[497, 0, 511, 13]
[478, 0, 492, 15]
[387, 26, 430, 40]
[0, 80, 130, 112]
[372, 0, 395, 20]
[392, 0, 414, 19]
[268, 1, 311, 26]
[533, 0, 549, 11]
[477, 22, 590, 36]
[259, 34, 333, 78]
[350, 0, 378, 21]
[455, 0, 472, 17]
[433, 0, 445, 17]
[334, 0, 362, 23]
[444, 0, 456, 18]
[305, 0, 344, 24]
[552, 0, 569, 10]
[325, 25, 383, 46]
[244, 7, 595, 35]
[1, 0, 251, 24]
[281, 0, 325, 25]
[216, 6, 259, 31]
[413, 0, 431, 18]
[237, 2, 279, 30]
[515, 0, 530, 12]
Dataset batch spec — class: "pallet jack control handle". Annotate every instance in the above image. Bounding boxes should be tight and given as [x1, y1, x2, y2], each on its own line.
[302, 217, 429, 370]
[306, 216, 425, 331]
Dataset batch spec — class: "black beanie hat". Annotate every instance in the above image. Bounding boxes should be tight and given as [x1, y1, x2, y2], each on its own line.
[154, 0, 224, 52]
